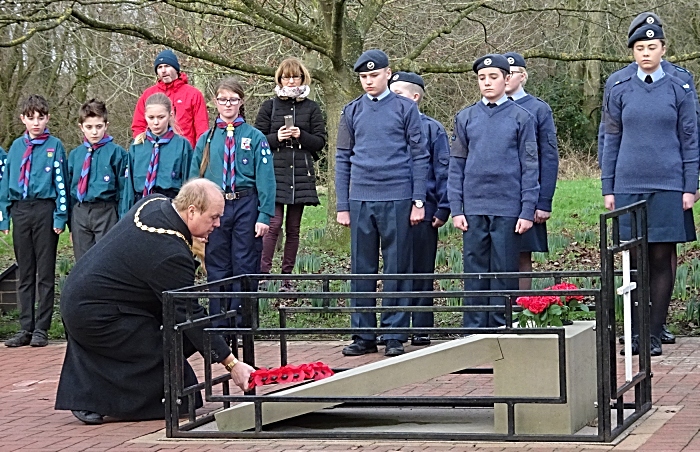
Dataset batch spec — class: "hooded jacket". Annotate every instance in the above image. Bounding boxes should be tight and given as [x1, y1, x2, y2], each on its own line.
[131, 72, 210, 148]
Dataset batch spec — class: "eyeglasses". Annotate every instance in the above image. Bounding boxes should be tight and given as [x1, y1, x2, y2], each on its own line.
[510, 70, 525, 75]
[281, 75, 302, 81]
[216, 98, 241, 106]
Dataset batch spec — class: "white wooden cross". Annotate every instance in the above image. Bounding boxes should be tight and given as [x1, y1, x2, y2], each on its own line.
[616, 249, 636, 382]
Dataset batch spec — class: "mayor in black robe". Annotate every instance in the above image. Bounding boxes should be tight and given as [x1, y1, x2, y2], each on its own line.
[55, 179, 252, 423]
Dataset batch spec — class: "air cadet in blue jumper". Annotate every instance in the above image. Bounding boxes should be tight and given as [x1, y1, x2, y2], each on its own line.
[599, 12, 700, 346]
[502, 52, 560, 290]
[602, 22, 698, 357]
[127, 92, 193, 204]
[336, 49, 429, 357]
[67, 99, 130, 261]
[388, 71, 450, 346]
[448, 54, 539, 329]
[1, 95, 69, 348]
[191, 78, 275, 336]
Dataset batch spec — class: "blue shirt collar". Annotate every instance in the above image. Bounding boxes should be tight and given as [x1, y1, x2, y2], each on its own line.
[637, 65, 665, 83]
[508, 88, 527, 101]
[366, 88, 391, 102]
[481, 94, 508, 106]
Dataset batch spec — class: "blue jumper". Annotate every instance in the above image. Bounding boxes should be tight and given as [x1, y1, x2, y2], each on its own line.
[421, 114, 450, 222]
[599, 60, 700, 167]
[602, 74, 699, 195]
[335, 93, 429, 211]
[448, 101, 539, 220]
[512, 94, 559, 212]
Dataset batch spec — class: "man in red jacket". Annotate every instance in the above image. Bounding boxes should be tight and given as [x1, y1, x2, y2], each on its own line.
[131, 49, 210, 147]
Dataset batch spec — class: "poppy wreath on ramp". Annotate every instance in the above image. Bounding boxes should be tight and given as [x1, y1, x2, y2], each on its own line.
[248, 362, 334, 389]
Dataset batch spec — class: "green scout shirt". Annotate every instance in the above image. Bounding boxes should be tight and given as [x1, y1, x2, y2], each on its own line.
[191, 121, 276, 224]
[0, 147, 7, 183]
[68, 141, 130, 217]
[127, 133, 192, 200]
[0, 135, 68, 230]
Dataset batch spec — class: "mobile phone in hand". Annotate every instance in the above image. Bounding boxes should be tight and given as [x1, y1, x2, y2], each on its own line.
[284, 115, 294, 129]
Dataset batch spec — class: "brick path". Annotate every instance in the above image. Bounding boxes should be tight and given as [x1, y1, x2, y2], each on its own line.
[1, 338, 699, 451]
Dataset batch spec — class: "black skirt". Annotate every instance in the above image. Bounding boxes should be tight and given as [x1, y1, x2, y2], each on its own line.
[616, 191, 696, 243]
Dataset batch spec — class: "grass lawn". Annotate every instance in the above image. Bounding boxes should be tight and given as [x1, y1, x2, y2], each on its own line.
[2, 177, 700, 340]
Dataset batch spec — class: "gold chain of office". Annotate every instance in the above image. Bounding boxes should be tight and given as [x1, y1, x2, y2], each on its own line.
[133, 197, 192, 253]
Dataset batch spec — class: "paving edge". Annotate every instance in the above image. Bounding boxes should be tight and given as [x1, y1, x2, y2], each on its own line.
[128, 405, 680, 449]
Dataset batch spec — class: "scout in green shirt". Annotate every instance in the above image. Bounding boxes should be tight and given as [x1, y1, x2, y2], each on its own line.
[67, 99, 130, 261]
[190, 78, 276, 337]
[1, 95, 67, 348]
[127, 92, 192, 204]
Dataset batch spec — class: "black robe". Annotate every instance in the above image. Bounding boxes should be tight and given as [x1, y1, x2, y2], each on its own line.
[55, 195, 230, 420]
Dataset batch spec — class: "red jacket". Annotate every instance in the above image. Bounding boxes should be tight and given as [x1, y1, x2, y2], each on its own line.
[131, 72, 210, 147]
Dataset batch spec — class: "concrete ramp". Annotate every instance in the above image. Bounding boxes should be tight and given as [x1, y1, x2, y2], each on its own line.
[215, 335, 502, 432]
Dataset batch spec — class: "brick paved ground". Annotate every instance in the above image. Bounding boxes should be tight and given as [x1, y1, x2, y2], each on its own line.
[1, 338, 699, 452]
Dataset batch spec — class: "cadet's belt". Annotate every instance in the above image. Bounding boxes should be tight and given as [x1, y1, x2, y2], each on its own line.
[224, 189, 255, 201]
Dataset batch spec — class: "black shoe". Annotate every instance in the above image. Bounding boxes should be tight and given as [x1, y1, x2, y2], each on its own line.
[376, 335, 386, 346]
[411, 335, 431, 346]
[619, 335, 625, 345]
[342, 339, 378, 356]
[72, 410, 104, 425]
[620, 335, 639, 356]
[384, 339, 404, 356]
[30, 329, 48, 347]
[660, 325, 676, 344]
[650, 335, 663, 356]
[4, 330, 32, 347]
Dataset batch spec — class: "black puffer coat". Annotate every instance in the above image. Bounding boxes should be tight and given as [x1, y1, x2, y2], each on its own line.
[254, 96, 326, 205]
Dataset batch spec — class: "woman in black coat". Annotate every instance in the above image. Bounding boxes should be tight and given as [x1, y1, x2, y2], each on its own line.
[255, 57, 326, 288]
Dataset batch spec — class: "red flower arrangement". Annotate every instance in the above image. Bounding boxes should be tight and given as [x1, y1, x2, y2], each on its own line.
[248, 362, 334, 390]
[516, 282, 588, 327]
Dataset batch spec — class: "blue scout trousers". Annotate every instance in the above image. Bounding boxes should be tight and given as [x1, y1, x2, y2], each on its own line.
[462, 215, 520, 328]
[349, 199, 413, 342]
[206, 193, 262, 328]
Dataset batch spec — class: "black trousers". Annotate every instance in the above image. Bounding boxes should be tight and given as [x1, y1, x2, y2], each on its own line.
[11, 199, 59, 332]
[349, 199, 413, 342]
[71, 201, 119, 261]
[462, 215, 520, 328]
[412, 220, 439, 329]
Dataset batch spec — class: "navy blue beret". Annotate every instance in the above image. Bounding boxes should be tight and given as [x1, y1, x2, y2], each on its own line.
[389, 71, 425, 90]
[502, 52, 526, 69]
[628, 23, 665, 48]
[472, 54, 510, 74]
[354, 49, 389, 72]
[628, 12, 663, 38]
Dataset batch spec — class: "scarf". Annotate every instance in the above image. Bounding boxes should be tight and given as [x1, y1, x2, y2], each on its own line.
[143, 128, 175, 197]
[76, 135, 113, 202]
[274, 85, 310, 100]
[215, 116, 245, 191]
[18, 129, 50, 199]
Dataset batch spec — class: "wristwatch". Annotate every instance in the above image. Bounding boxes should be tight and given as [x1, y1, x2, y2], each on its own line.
[224, 357, 239, 372]
[413, 200, 424, 208]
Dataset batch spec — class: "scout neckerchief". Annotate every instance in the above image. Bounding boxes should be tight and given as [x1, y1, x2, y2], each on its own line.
[18, 128, 50, 199]
[76, 135, 113, 203]
[215, 116, 244, 191]
[143, 127, 175, 197]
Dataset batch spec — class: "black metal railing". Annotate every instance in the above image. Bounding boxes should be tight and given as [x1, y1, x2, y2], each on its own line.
[162, 201, 651, 442]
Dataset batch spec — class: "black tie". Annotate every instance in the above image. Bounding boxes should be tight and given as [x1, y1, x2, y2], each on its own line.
[372, 97, 379, 102]
[644, 75, 653, 84]
[508, 96, 514, 101]
[487, 102, 497, 108]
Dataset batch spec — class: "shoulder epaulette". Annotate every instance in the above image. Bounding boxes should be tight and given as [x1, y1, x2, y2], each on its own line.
[672, 64, 690, 74]
[669, 75, 693, 92]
